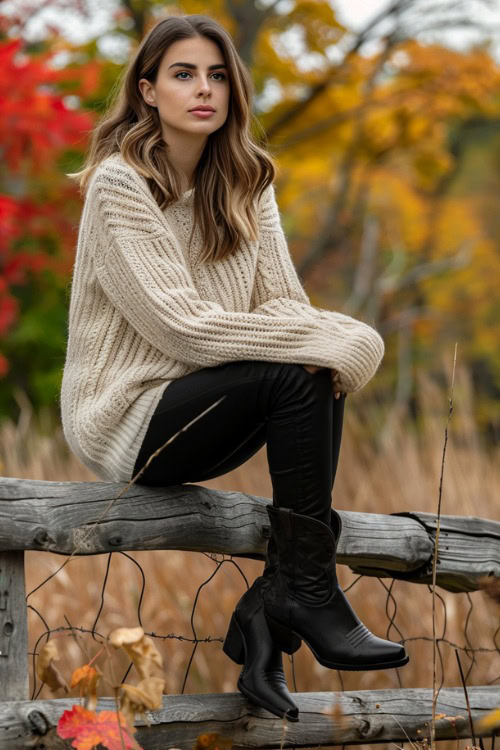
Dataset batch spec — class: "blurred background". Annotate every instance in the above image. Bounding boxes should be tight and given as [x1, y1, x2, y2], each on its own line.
[0, 0, 499, 747]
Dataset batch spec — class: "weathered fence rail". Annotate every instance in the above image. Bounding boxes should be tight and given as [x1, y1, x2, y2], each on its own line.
[0, 477, 499, 749]
[1, 687, 498, 750]
[1, 477, 498, 589]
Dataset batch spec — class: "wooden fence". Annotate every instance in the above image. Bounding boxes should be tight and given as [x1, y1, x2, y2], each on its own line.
[0, 476, 499, 749]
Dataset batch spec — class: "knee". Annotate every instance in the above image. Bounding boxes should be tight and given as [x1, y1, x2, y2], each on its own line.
[276, 362, 328, 388]
[251, 361, 329, 389]
[265, 361, 311, 380]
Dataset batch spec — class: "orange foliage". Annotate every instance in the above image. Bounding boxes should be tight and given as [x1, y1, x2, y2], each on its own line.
[57, 705, 138, 750]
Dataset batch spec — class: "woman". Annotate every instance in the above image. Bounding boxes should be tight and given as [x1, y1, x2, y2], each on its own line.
[60, 14, 408, 724]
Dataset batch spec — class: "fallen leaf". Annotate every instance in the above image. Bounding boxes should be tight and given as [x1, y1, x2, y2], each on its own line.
[36, 641, 69, 694]
[57, 704, 139, 750]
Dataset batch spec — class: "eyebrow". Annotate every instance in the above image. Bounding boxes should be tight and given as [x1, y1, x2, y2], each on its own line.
[168, 62, 227, 70]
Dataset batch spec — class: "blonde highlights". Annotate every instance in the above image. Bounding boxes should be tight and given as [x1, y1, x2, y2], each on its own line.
[66, 14, 278, 263]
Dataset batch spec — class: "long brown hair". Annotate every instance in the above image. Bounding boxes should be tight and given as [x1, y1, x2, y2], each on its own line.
[66, 14, 278, 264]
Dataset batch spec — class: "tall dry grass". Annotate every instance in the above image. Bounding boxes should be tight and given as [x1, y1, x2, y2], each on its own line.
[1, 356, 498, 750]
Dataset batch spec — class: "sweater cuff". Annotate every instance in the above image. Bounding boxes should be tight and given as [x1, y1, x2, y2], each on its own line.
[252, 298, 384, 392]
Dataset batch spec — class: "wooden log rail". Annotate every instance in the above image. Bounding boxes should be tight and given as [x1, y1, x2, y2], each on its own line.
[0, 687, 498, 750]
[1, 478, 498, 591]
[0, 477, 499, 747]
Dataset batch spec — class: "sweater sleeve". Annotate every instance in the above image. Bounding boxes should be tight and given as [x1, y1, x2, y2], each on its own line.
[249, 183, 386, 390]
[91, 158, 384, 392]
[250, 183, 313, 312]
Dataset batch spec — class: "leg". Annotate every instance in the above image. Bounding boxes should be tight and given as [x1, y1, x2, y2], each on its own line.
[132, 360, 269, 485]
[133, 361, 342, 506]
[259, 370, 409, 671]
[131, 360, 346, 720]
[265, 364, 341, 525]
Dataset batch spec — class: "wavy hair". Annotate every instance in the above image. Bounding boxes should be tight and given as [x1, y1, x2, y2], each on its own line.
[66, 14, 278, 263]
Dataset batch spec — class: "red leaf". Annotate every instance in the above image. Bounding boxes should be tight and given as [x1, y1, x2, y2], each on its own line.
[57, 704, 139, 750]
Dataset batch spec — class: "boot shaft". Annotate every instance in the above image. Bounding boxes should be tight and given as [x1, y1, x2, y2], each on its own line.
[265, 506, 341, 605]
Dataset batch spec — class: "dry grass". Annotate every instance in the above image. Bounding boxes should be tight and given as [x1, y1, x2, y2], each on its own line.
[1, 359, 498, 750]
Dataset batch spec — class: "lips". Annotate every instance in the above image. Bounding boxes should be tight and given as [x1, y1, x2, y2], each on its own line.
[189, 107, 215, 112]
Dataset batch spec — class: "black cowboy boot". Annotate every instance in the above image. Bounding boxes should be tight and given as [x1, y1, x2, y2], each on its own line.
[262, 505, 410, 671]
[223, 532, 301, 721]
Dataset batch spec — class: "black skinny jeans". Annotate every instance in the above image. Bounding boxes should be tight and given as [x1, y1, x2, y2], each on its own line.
[132, 360, 345, 526]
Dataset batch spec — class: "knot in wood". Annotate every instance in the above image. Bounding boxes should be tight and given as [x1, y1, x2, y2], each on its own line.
[355, 718, 384, 740]
[33, 527, 49, 546]
[27, 710, 49, 735]
[355, 718, 373, 739]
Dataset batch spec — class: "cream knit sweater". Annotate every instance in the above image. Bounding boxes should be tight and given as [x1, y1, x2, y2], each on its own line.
[60, 152, 384, 483]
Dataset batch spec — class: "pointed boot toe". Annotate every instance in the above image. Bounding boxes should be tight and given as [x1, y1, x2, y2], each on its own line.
[223, 574, 300, 721]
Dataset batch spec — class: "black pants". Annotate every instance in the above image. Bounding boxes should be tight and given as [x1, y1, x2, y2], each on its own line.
[132, 361, 345, 525]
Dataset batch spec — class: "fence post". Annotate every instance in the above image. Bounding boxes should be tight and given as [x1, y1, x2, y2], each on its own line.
[0, 551, 29, 700]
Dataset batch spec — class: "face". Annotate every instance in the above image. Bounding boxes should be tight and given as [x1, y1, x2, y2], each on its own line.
[139, 36, 230, 140]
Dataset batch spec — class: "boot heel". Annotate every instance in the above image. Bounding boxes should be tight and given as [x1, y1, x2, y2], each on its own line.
[265, 615, 301, 655]
[222, 613, 245, 664]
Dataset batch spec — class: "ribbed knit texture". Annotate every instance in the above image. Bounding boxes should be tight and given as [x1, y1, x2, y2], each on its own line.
[60, 152, 385, 483]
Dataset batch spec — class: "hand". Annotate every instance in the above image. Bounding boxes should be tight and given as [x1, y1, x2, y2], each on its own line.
[302, 365, 324, 374]
[301, 365, 346, 399]
[331, 368, 346, 400]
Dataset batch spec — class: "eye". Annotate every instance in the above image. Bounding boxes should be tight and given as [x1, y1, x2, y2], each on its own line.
[175, 71, 226, 81]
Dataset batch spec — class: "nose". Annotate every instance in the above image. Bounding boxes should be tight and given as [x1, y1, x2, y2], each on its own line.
[196, 77, 212, 94]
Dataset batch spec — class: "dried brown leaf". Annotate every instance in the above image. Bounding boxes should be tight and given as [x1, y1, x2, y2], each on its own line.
[36, 641, 69, 694]
[109, 626, 163, 680]
[119, 677, 165, 728]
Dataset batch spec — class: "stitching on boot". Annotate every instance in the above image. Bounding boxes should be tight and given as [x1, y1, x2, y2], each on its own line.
[344, 623, 372, 647]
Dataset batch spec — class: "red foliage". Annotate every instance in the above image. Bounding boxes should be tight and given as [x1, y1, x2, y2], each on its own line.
[57, 704, 139, 750]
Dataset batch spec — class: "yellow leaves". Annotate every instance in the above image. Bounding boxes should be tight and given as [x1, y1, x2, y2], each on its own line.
[36, 641, 69, 694]
[364, 109, 401, 153]
[119, 676, 165, 727]
[476, 708, 500, 732]
[109, 626, 163, 680]
[413, 150, 454, 189]
[286, 0, 346, 55]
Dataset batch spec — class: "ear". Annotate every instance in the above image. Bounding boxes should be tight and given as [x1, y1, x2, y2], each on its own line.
[139, 79, 156, 107]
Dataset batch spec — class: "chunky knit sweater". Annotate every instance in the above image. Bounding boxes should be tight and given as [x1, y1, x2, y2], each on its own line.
[59, 152, 385, 483]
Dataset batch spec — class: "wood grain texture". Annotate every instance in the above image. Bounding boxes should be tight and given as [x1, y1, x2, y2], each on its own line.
[351, 510, 500, 592]
[0, 687, 497, 749]
[0, 551, 29, 701]
[0, 477, 498, 591]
